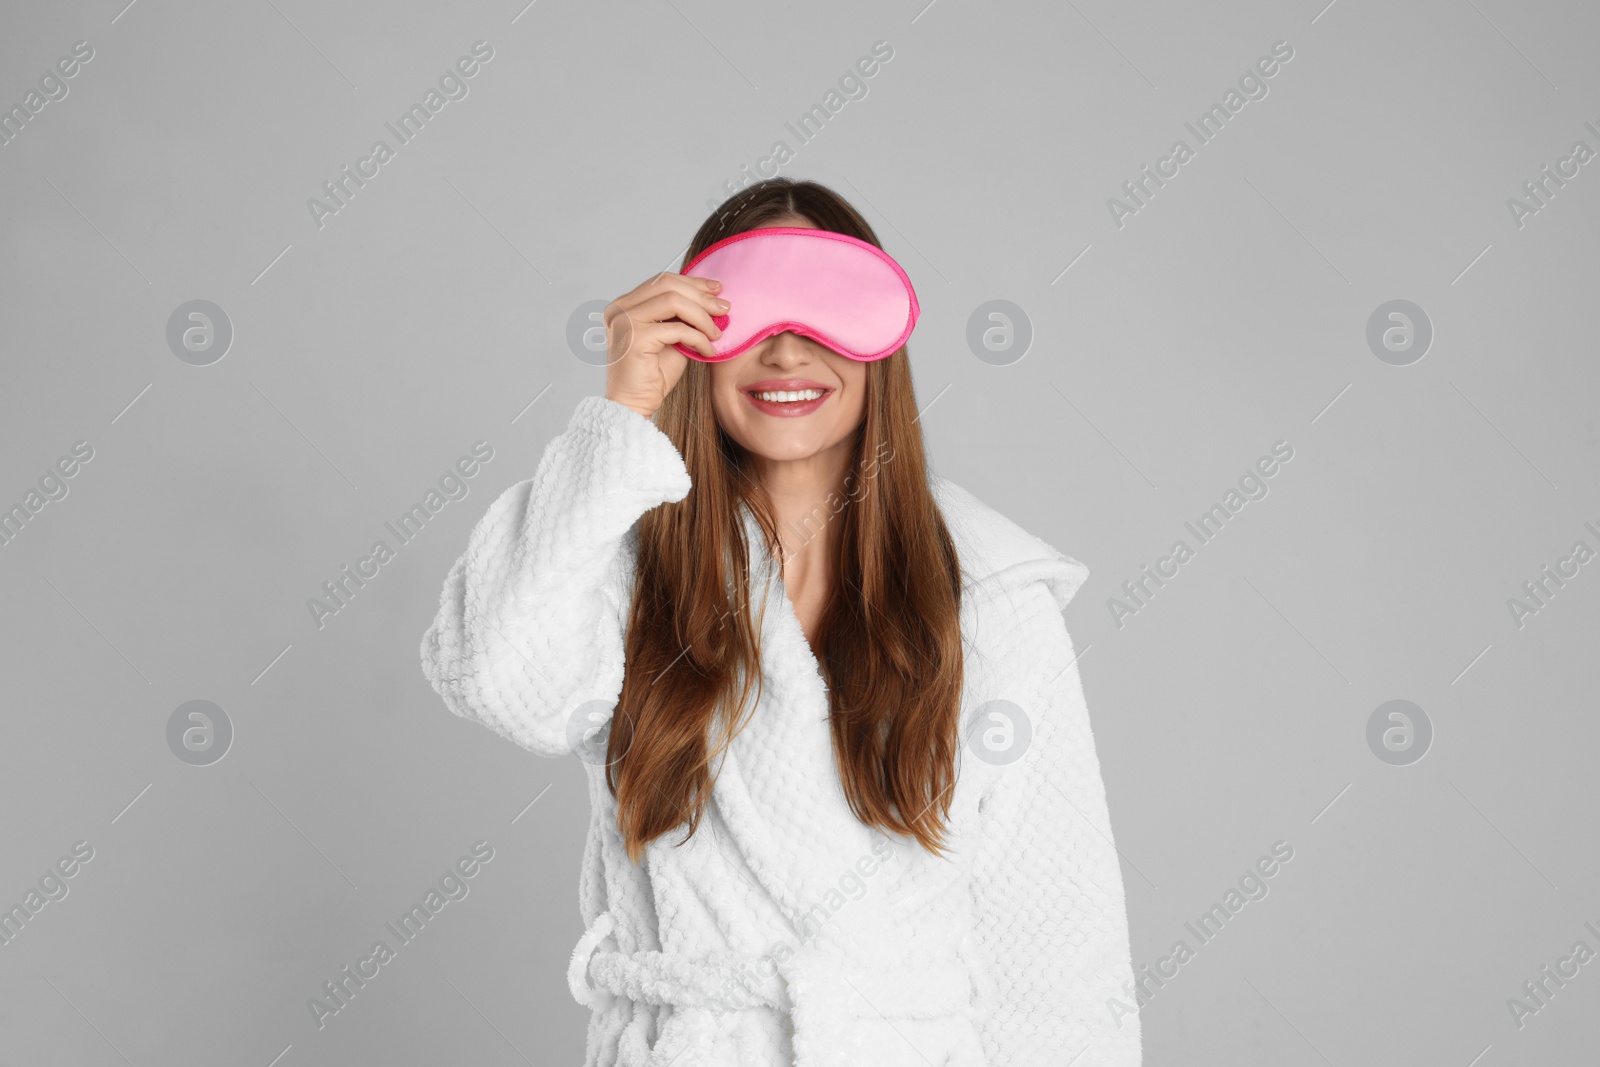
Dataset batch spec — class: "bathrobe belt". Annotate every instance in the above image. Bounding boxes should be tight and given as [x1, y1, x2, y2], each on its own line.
[568, 909, 990, 1066]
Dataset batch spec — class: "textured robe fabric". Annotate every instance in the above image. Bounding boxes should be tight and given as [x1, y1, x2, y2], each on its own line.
[420, 394, 1142, 1067]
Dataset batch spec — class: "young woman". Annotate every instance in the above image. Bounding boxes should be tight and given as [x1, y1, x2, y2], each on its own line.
[421, 178, 1141, 1066]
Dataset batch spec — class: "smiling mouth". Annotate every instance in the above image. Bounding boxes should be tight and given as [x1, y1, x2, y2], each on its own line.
[746, 387, 831, 403]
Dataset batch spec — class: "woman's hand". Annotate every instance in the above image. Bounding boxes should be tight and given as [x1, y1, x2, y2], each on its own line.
[603, 272, 728, 420]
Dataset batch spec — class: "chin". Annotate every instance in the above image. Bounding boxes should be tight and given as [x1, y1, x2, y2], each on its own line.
[749, 435, 830, 462]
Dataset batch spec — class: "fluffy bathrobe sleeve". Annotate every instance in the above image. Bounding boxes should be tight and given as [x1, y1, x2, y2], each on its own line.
[965, 571, 1142, 1066]
[419, 394, 691, 758]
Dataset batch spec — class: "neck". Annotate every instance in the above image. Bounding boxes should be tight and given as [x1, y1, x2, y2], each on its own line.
[750, 437, 853, 570]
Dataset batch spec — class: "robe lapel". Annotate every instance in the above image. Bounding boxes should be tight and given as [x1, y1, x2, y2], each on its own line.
[701, 504, 889, 951]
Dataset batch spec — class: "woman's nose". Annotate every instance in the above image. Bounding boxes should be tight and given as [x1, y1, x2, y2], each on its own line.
[764, 331, 813, 362]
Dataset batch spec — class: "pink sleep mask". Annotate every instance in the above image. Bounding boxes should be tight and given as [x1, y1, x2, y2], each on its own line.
[670, 226, 919, 363]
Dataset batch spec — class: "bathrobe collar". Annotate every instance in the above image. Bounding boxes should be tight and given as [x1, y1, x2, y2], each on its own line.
[731, 474, 1090, 611]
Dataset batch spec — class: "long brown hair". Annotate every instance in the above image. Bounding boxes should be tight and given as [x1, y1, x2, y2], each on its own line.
[606, 178, 964, 863]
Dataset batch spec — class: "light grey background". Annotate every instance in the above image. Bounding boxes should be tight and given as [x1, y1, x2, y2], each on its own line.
[2, 0, 1596, 1064]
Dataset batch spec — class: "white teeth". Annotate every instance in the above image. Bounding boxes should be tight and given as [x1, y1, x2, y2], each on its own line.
[752, 388, 826, 402]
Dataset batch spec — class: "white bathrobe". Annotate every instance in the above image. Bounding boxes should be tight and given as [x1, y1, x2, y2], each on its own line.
[420, 395, 1142, 1067]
